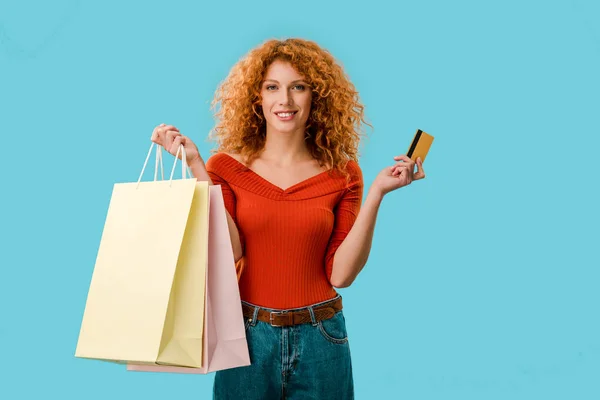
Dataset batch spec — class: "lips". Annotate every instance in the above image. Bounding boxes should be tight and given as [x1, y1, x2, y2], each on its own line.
[274, 111, 297, 121]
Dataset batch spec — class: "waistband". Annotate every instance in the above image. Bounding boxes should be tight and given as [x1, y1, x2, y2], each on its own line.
[241, 294, 343, 327]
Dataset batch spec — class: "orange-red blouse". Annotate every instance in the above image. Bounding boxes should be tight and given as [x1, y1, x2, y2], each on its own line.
[206, 153, 363, 309]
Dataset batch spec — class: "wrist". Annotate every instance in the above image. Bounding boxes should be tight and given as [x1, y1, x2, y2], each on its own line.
[188, 156, 205, 169]
[367, 185, 385, 203]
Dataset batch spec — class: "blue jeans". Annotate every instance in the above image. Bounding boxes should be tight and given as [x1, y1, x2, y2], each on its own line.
[213, 295, 354, 399]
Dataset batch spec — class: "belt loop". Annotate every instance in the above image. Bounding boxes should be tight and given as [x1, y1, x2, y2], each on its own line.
[251, 306, 260, 326]
[307, 306, 318, 327]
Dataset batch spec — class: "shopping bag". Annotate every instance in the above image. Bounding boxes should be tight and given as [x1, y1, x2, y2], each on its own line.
[75, 144, 209, 368]
[127, 184, 251, 374]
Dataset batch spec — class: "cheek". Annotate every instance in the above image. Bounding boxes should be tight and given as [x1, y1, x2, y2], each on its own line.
[301, 94, 312, 113]
[303, 100, 312, 122]
[260, 97, 272, 117]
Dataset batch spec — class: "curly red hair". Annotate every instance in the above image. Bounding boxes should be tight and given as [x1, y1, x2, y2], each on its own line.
[209, 38, 369, 178]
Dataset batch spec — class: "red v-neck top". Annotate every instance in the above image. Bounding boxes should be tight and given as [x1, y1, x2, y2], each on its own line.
[205, 153, 363, 309]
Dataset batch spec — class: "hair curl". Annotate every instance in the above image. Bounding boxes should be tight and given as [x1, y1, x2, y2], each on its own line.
[209, 38, 369, 179]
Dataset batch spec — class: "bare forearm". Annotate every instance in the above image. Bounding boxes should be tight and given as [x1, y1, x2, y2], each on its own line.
[329, 187, 383, 287]
[189, 159, 243, 262]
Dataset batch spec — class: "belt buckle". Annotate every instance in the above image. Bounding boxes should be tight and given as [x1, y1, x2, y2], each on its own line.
[269, 310, 288, 327]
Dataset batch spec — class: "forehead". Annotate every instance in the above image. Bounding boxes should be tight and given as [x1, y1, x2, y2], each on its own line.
[264, 60, 306, 81]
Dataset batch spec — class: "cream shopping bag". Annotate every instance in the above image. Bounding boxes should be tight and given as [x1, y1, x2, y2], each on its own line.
[127, 185, 251, 374]
[75, 144, 209, 367]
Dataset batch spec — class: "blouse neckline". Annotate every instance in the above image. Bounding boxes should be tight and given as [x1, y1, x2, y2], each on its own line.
[220, 153, 332, 194]
[209, 153, 354, 201]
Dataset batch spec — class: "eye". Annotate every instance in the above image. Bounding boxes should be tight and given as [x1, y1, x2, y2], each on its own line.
[292, 84, 306, 90]
[265, 84, 277, 91]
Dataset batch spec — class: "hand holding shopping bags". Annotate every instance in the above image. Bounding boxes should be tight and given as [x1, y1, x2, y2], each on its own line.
[75, 142, 250, 372]
[151, 123, 203, 166]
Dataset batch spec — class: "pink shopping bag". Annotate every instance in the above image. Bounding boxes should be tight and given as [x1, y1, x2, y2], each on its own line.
[127, 185, 250, 374]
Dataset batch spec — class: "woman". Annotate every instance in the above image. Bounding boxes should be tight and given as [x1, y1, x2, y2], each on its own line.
[151, 38, 425, 399]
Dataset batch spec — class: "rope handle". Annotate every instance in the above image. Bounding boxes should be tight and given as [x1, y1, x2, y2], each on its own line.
[136, 142, 192, 188]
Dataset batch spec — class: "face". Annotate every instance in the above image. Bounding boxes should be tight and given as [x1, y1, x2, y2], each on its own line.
[260, 60, 312, 136]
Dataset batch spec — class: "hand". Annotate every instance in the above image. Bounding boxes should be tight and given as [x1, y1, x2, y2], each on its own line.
[150, 123, 203, 166]
[372, 154, 426, 196]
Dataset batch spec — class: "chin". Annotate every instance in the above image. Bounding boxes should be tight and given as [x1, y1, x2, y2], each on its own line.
[268, 122, 303, 135]
[276, 126, 301, 134]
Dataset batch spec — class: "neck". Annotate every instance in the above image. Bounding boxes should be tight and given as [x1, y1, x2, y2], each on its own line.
[261, 126, 312, 167]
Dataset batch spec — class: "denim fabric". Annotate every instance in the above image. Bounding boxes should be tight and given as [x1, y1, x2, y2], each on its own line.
[213, 295, 354, 400]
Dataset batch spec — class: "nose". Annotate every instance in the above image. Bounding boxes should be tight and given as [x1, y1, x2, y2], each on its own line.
[278, 89, 293, 106]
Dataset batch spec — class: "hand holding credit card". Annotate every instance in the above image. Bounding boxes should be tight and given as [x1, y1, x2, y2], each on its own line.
[388, 128, 433, 182]
[375, 128, 432, 194]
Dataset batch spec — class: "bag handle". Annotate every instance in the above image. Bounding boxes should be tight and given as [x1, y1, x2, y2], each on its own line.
[137, 142, 192, 188]
[154, 145, 165, 181]
[169, 144, 192, 184]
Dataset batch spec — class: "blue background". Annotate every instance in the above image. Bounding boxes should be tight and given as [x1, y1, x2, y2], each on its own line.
[1, 0, 598, 399]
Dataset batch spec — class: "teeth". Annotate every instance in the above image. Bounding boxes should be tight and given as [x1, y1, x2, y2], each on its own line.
[276, 112, 294, 117]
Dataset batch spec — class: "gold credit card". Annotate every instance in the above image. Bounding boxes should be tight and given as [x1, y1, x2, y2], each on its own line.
[407, 129, 434, 163]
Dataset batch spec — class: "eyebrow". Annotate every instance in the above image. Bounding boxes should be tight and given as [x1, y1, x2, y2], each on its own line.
[263, 79, 308, 84]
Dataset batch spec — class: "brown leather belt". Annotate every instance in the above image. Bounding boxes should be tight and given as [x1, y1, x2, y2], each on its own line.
[242, 297, 343, 327]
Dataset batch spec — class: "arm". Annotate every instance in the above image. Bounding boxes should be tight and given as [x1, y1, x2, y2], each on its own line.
[189, 158, 244, 262]
[328, 154, 426, 287]
[329, 187, 383, 288]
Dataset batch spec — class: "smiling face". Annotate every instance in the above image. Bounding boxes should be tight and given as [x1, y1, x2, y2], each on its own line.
[260, 60, 312, 136]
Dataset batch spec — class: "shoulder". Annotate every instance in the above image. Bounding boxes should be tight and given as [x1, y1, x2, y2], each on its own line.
[328, 159, 362, 193]
[345, 160, 362, 176]
[205, 152, 244, 174]
[344, 160, 363, 186]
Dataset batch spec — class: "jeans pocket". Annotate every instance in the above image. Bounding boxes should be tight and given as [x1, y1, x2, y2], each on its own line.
[317, 311, 348, 344]
[244, 317, 251, 331]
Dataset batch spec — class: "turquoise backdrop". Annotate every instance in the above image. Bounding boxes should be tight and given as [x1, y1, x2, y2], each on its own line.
[1, 0, 598, 398]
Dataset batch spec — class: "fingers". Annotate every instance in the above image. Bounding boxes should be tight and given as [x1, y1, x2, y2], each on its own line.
[391, 155, 416, 170]
[390, 160, 415, 175]
[165, 129, 177, 145]
[393, 154, 413, 163]
[151, 123, 180, 146]
[151, 126, 161, 143]
[390, 154, 425, 180]
[164, 130, 181, 156]
[391, 165, 411, 179]
[397, 158, 425, 180]
[151, 123, 183, 157]
[171, 135, 186, 159]
[162, 124, 178, 132]
[414, 157, 426, 180]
